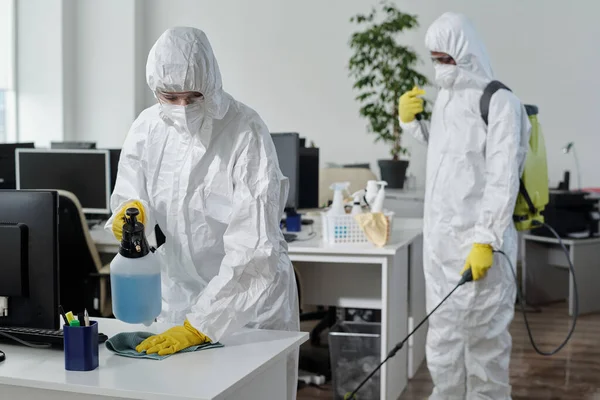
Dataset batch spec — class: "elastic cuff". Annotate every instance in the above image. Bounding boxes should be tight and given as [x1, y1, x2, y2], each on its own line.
[184, 320, 212, 342]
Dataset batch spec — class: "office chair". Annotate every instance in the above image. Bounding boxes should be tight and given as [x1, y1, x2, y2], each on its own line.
[57, 190, 112, 317]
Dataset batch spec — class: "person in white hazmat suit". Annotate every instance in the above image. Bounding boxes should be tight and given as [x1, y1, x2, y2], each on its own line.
[106, 27, 300, 399]
[398, 13, 530, 399]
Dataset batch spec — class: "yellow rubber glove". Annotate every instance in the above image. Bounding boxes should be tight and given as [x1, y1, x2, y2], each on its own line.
[398, 86, 425, 123]
[111, 200, 146, 241]
[135, 320, 211, 356]
[460, 243, 494, 281]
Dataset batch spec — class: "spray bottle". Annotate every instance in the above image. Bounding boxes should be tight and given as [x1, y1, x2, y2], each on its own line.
[365, 180, 378, 206]
[110, 208, 162, 326]
[370, 181, 388, 213]
[328, 182, 350, 216]
[351, 190, 366, 215]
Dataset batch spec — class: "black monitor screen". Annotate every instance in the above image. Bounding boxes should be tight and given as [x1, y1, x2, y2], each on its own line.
[271, 133, 300, 210]
[0, 143, 35, 189]
[16, 150, 110, 213]
[108, 149, 121, 195]
[0, 190, 59, 329]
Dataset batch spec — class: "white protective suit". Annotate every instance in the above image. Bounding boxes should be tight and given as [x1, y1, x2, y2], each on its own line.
[107, 27, 299, 400]
[400, 13, 530, 399]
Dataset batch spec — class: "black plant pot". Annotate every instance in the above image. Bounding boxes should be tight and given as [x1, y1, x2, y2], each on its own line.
[378, 159, 409, 189]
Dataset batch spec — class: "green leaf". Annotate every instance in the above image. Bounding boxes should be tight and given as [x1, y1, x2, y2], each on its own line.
[349, 1, 430, 156]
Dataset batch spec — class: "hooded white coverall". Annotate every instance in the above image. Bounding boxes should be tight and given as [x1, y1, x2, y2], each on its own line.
[107, 27, 299, 399]
[400, 13, 530, 399]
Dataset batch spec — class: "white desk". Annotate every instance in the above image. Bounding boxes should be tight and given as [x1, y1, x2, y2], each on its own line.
[90, 218, 427, 399]
[0, 318, 307, 400]
[521, 234, 600, 316]
[289, 218, 425, 399]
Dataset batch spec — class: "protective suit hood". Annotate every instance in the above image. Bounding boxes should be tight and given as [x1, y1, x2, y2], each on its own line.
[147, 27, 229, 119]
[425, 12, 493, 89]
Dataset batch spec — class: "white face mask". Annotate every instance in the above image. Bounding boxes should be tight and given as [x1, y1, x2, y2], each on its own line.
[434, 64, 459, 89]
[160, 102, 205, 135]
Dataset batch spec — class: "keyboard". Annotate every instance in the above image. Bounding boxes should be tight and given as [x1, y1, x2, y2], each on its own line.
[0, 326, 108, 347]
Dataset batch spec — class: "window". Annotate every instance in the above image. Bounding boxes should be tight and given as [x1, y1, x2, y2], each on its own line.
[0, 0, 16, 142]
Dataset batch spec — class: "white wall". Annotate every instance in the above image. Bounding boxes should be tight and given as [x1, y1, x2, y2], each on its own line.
[139, 0, 600, 188]
[142, 0, 395, 176]
[16, 0, 143, 148]
[17, 0, 65, 146]
[402, 0, 600, 189]
[16, 0, 600, 188]
[70, 0, 139, 148]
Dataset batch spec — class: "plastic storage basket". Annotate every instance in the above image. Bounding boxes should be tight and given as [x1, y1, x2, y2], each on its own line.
[321, 211, 394, 245]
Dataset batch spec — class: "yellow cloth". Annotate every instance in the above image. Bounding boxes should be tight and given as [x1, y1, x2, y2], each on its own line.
[111, 200, 146, 241]
[398, 87, 425, 123]
[135, 320, 211, 356]
[460, 243, 494, 281]
[354, 213, 389, 248]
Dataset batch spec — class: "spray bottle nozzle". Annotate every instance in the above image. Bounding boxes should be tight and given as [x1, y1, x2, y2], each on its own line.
[125, 208, 140, 225]
[351, 190, 366, 203]
[328, 182, 351, 216]
[330, 182, 350, 192]
[119, 207, 150, 258]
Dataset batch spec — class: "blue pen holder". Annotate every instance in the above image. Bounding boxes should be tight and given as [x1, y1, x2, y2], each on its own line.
[286, 213, 301, 232]
[64, 320, 99, 371]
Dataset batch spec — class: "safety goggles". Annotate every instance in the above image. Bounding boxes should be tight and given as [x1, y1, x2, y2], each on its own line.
[156, 90, 204, 104]
[431, 55, 455, 65]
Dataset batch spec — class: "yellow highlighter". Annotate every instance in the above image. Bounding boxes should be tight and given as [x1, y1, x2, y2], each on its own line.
[65, 311, 75, 324]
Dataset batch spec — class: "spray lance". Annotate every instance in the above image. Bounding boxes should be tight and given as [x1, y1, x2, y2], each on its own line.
[344, 221, 579, 400]
[343, 269, 474, 400]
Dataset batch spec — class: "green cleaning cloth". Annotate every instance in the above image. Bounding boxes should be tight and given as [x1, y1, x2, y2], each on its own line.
[105, 331, 223, 360]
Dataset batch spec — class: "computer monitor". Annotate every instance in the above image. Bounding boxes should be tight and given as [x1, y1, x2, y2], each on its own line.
[271, 133, 300, 210]
[0, 190, 59, 329]
[299, 146, 319, 209]
[16, 149, 111, 214]
[51, 141, 97, 150]
[0, 142, 35, 189]
[107, 149, 121, 195]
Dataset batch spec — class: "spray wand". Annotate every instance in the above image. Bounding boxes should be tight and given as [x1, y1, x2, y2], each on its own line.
[344, 269, 473, 399]
[345, 221, 579, 399]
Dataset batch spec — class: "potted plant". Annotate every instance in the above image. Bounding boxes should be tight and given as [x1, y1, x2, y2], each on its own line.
[349, 1, 430, 189]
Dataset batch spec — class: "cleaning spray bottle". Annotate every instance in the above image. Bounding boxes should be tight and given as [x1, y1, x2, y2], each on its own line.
[351, 189, 366, 215]
[326, 182, 350, 241]
[370, 181, 388, 213]
[110, 208, 161, 326]
[328, 182, 350, 216]
[365, 180, 378, 206]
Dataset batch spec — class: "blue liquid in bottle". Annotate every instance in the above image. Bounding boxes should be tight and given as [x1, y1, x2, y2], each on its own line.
[110, 207, 162, 325]
[111, 272, 162, 324]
